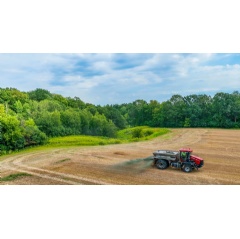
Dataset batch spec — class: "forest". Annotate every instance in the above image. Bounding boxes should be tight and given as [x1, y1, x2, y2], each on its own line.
[0, 87, 240, 152]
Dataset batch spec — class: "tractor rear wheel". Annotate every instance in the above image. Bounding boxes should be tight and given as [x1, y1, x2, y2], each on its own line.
[156, 159, 169, 170]
[182, 164, 192, 173]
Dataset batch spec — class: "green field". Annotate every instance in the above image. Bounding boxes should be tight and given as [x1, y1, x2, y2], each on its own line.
[117, 126, 170, 141]
[48, 135, 122, 146]
[48, 126, 170, 147]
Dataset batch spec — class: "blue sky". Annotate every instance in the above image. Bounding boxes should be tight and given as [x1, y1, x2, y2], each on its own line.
[0, 53, 240, 105]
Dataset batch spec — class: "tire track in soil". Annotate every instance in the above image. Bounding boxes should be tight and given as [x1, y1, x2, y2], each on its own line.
[12, 161, 110, 185]
[1, 154, 111, 185]
[0, 164, 77, 185]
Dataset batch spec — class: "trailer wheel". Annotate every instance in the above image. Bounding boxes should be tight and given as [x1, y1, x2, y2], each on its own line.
[156, 159, 169, 170]
[182, 164, 192, 173]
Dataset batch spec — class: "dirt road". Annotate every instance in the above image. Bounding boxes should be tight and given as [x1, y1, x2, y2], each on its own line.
[1, 128, 240, 185]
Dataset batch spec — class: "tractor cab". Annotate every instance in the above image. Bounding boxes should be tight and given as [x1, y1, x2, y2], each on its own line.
[179, 148, 192, 162]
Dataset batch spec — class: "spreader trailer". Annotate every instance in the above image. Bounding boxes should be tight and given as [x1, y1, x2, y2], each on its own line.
[153, 148, 204, 173]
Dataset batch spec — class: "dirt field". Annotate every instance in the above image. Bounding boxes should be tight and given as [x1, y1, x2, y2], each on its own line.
[1, 128, 240, 185]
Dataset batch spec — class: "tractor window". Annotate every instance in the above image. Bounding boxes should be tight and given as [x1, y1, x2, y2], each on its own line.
[181, 151, 191, 161]
[181, 152, 187, 159]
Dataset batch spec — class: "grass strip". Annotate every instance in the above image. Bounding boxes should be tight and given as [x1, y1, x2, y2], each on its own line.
[0, 173, 32, 182]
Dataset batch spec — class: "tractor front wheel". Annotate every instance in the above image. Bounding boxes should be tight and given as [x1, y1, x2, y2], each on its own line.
[156, 159, 169, 170]
[182, 164, 192, 173]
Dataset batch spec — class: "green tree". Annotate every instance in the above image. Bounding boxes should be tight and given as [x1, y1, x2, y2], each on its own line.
[0, 104, 5, 116]
[79, 109, 92, 134]
[53, 94, 69, 106]
[0, 114, 25, 150]
[38, 99, 65, 112]
[13, 100, 23, 114]
[60, 109, 82, 135]
[28, 88, 52, 101]
[99, 105, 127, 129]
[35, 111, 63, 136]
[0, 88, 29, 105]
[89, 113, 117, 137]
[184, 94, 212, 127]
[23, 119, 48, 146]
[66, 96, 85, 109]
[184, 118, 191, 127]
[132, 128, 143, 138]
[212, 93, 234, 128]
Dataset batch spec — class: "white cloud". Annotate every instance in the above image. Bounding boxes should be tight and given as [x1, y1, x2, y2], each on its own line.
[64, 75, 99, 89]
[0, 53, 240, 105]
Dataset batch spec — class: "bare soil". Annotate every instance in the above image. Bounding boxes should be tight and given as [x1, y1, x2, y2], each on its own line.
[1, 128, 240, 185]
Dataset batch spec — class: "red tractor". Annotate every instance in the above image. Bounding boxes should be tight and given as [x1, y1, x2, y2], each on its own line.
[153, 148, 204, 173]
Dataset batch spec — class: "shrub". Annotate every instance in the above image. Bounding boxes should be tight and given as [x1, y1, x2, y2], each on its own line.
[143, 129, 153, 136]
[132, 128, 143, 138]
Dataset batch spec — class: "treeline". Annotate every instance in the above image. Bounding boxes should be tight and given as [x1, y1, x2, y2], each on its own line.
[115, 92, 240, 128]
[1, 87, 240, 153]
